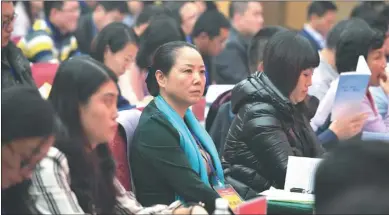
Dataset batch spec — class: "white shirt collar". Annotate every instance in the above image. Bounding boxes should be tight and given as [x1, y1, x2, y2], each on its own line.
[304, 24, 326, 48]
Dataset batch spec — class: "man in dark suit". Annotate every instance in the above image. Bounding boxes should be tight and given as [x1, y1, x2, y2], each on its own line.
[74, 1, 128, 55]
[300, 1, 337, 52]
[213, 2, 264, 85]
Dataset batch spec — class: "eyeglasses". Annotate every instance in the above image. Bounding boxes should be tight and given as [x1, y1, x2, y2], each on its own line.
[2, 12, 17, 30]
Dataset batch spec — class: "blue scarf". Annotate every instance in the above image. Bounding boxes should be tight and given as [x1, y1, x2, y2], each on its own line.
[154, 95, 225, 202]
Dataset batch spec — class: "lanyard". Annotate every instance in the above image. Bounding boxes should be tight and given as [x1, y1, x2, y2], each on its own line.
[9, 67, 17, 79]
[91, 17, 98, 38]
[189, 130, 220, 185]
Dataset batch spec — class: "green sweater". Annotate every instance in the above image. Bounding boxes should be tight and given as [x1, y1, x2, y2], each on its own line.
[130, 101, 220, 213]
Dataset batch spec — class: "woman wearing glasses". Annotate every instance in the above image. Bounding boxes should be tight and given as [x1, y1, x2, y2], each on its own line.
[2, 86, 59, 214]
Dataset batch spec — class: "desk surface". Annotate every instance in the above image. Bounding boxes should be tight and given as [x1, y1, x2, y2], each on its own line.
[267, 200, 313, 215]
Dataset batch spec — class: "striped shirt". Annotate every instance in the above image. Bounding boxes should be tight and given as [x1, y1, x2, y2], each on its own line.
[17, 19, 79, 63]
[29, 147, 180, 214]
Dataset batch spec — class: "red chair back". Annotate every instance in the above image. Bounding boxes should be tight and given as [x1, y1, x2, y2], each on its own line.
[11, 36, 21, 44]
[31, 63, 59, 88]
[109, 129, 132, 191]
[192, 97, 206, 122]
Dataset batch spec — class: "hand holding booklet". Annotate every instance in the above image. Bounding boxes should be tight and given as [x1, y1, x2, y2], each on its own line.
[331, 56, 371, 121]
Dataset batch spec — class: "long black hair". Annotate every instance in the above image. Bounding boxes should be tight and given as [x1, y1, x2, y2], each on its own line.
[136, 14, 185, 70]
[48, 56, 118, 214]
[91, 22, 138, 65]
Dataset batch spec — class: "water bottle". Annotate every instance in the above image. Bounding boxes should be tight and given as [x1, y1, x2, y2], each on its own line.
[213, 198, 230, 215]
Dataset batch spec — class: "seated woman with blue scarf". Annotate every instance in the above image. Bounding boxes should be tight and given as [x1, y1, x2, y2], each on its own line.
[130, 41, 224, 213]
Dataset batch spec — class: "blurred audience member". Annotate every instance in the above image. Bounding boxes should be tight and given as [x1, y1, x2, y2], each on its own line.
[2, 86, 58, 214]
[194, 1, 217, 14]
[75, 1, 128, 55]
[123, 0, 145, 27]
[2, 1, 36, 90]
[351, 2, 389, 62]
[17, 1, 80, 63]
[300, 1, 337, 51]
[166, 1, 200, 39]
[134, 14, 184, 102]
[213, 1, 264, 84]
[224, 31, 325, 190]
[91, 22, 138, 111]
[350, 3, 389, 121]
[131, 5, 165, 45]
[12, 1, 44, 39]
[30, 56, 183, 214]
[315, 139, 389, 214]
[309, 19, 368, 101]
[189, 10, 230, 89]
[131, 41, 223, 214]
[311, 22, 388, 133]
[380, 5, 389, 61]
[79, 0, 97, 15]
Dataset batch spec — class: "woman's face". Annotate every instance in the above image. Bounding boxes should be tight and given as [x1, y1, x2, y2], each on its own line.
[289, 68, 313, 104]
[1, 136, 54, 189]
[79, 80, 119, 146]
[105, 43, 138, 77]
[157, 47, 206, 107]
[30, 0, 43, 18]
[367, 46, 387, 86]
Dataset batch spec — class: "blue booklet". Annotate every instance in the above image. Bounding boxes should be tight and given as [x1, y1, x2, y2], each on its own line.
[331, 56, 371, 121]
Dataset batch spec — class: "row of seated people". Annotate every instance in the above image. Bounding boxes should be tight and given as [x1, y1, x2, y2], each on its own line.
[98, 20, 386, 207]
[4, 83, 389, 215]
[2, 28, 389, 214]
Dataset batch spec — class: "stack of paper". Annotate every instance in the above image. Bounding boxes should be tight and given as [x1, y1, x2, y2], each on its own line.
[260, 187, 314, 204]
[259, 156, 322, 204]
[284, 156, 322, 193]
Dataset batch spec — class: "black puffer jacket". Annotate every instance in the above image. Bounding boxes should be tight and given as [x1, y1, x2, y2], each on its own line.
[1, 42, 36, 90]
[224, 72, 325, 189]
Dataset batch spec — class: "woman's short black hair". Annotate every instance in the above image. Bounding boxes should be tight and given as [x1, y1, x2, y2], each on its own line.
[263, 30, 319, 97]
[91, 22, 137, 64]
[336, 19, 385, 73]
[2, 85, 58, 144]
[146, 41, 197, 96]
[136, 14, 185, 70]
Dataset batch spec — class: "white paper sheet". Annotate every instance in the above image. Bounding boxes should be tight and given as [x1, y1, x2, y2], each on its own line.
[284, 156, 322, 193]
[260, 187, 314, 204]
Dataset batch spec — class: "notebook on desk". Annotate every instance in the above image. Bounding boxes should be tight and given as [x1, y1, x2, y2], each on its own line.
[284, 156, 322, 194]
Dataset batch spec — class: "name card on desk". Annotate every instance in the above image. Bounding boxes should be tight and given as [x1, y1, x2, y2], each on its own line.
[284, 156, 322, 194]
[235, 196, 267, 215]
[215, 185, 244, 210]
